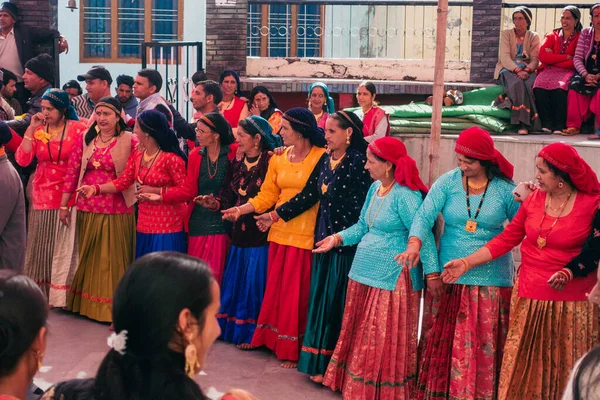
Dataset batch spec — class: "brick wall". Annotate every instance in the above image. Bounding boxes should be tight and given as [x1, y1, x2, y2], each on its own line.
[11, 0, 52, 28]
[469, 0, 502, 84]
[205, 0, 248, 81]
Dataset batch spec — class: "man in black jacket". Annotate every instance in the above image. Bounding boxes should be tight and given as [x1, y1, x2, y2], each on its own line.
[0, 2, 68, 107]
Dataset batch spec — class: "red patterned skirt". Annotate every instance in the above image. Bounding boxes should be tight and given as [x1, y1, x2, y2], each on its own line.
[188, 234, 230, 285]
[250, 242, 312, 361]
[323, 268, 420, 399]
[416, 284, 512, 400]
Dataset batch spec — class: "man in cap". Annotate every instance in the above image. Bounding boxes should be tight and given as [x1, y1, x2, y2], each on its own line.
[0, 1, 68, 109]
[6, 53, 53, 135]
[71, 65, 113, 121]
[115, 74, 138, 119]
[62, 80, 82, 101]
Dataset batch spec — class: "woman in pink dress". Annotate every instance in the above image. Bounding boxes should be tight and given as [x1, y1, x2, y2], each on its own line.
[16, 89, 87, 307]
[355, 81, 390, 142]
[60, 97, 137, 323]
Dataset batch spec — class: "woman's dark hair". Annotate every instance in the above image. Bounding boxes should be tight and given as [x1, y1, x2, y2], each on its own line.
[249, 86, 279, 120]
[572, 345, 600, 400]
[543, 158, 576, 189]
[197, 112, 236, 146]
[358, 80, 379, 106]
[329, 111, 368, 154]
[219, 70, 243, 98]
[137, 110, 187, 162]
[94, 252, 214, 400]
[0, 270, 48, 378]
[479, 159, 514, 183]
[85, 96, 129, 145]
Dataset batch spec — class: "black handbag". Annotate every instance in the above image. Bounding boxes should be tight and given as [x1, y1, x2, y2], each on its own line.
[569, 73, 599, 96]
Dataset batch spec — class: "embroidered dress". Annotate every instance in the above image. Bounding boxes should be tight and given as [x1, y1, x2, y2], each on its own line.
[112, 150, 188, 258]
[484, 190, 600, 400]
[323, 182, 438, 399]
[187, 145, 233, 284]
[410, 168, 519, 400]
[15, 120, 86, 307]
[275, 149, 372, 376]
[62, 133, 137, 323]
[214, 151, 271, 345]
[248, 145, 327, 361]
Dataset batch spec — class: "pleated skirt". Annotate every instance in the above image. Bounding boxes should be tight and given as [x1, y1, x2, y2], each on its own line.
[498, 279, 599, 400]
[217, 244, 269, 345]
[188, 234, 230, 285]
[250, 242, 313, 362]
[416, 284, 512, 400]
[67, 211, 136, 323]
[298, 251, 354, 376]
[23, 208, 78, 308]
[135, 231, 187, 259]
[323, 268, 420, 400]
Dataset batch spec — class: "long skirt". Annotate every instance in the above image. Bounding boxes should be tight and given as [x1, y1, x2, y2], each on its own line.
[23, 208, 78, 308]
[217, 244, 269, 345]
[498, 279, 599, 400]
[298, 251, 353, 376]
[498, 71, 542, 131]
[566, 89, 600, 130]
[323, 268, 420, 400]
[136, 231, 187, 259]
[188, 234, 230, 285]
[67, 211, 135, 323]
[416, 284, 512, 400]
[250, 242, 312, 361]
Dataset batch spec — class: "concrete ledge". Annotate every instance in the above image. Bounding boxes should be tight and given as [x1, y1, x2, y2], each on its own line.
[240, 76, 493, 94]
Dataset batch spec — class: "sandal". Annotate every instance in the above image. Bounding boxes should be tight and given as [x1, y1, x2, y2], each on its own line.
[561, 127, 580, 136]
[517, 128, 528, 135]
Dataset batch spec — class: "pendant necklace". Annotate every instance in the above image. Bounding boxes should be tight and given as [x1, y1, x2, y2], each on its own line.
[47, 122, 67, 165]
[92, 136, 115, 169]
[238, 154, 261, 197]
[464, 176, 490, 233]
[536, 191, 572, 249]
[207, 148, 220, 179]
[322, 152, 346, 194]
[137, 149, 161, 185]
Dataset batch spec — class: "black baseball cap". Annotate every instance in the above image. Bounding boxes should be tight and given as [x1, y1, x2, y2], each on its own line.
[77, 66, 113, 85]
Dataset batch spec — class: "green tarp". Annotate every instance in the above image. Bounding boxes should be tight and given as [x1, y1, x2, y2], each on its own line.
[347, 85, 517, 135]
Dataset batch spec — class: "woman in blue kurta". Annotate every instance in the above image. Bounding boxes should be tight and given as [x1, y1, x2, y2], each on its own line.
[197, 116, 282, 347]
[257, 111, 371, 381]
[398, 127, 519, 400]
[315, 137, 437, 400]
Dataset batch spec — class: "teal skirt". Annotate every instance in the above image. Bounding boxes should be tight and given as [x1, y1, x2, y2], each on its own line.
[297, 251, 354, 376]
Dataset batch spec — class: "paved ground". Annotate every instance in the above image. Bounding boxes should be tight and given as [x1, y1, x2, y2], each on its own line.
[35, 310, 341, 400]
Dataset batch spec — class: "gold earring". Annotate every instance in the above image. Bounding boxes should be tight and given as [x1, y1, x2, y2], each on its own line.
[34, 350, 43, 371]
[184, 341, 200, 377]
[386, 169, 390, 178]
[255, 142, 259, 149]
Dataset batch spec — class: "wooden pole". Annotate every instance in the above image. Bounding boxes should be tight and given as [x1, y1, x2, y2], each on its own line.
[428, 0, 449, 187]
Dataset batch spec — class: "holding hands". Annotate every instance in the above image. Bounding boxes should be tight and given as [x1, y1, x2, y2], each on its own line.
[195, 194, 219, 210]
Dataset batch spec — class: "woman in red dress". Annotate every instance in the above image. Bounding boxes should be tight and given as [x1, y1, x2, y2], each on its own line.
[220, 70, 249, 138]
[355, 81, 389, 142]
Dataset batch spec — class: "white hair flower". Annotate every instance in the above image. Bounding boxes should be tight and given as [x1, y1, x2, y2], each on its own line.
[107, 330, 128, 355]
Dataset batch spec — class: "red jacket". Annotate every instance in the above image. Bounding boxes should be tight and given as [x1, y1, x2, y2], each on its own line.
[538, 29, 580, 71]
[162, 143, 238, 232]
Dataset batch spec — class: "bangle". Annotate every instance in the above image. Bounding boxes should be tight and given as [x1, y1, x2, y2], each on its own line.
[93, 184, 101, 196]
[269, 211, 280, 223]
[557, 269, 573, 282]
[333, 233, 343, 247]
[426, 273, 441, 281]
[460, 257, 470, 272]
[59, 206, 69, 211]
[408, 237, 422, 249]
[524, 67, 532, 73]
[23, 135, 33, 141]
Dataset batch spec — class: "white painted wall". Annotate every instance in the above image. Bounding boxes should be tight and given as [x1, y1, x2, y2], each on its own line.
[57, 0, 205, 86]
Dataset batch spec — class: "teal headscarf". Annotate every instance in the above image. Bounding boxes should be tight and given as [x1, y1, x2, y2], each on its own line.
[41, 89, 79, 121]
[242, 116, 283, 151]
[308, 82, 335, 114]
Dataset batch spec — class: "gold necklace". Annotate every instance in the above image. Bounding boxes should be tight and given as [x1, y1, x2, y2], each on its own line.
[536, 191, 572, 249]
[313, 110, 324, 122]
[329, 152, 346, 170]
[143, 148, 160, 163]
[92, 136, 114, 169]
[378, 180, 396, 196]
[98, 133, 115, 144]
[243, 153, 261, 170]
[207, 147, 220, 180]
[366, 182, 394, 228]
[547, 192, 571, 213]
[47, 123, 66, 138]
[467, 178, 489, 190]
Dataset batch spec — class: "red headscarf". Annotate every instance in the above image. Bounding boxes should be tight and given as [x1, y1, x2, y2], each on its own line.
[454, 127, 514, 179]
[538, 143, 600, 195]
[368, 137, 429, 193]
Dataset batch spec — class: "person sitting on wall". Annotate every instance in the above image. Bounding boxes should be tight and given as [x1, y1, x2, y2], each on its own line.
[115, 74, 138, 119]
[0, 2, 68, 110]
[62, 80, 82, 101]
[72, 66, 113, 122]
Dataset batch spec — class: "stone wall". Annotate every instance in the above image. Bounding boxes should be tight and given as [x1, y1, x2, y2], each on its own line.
[469, 0, 503, 84]
[205, 0, 248, 81]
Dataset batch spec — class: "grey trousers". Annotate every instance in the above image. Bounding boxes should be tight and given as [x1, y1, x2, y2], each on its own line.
[0, 154, 26, 271]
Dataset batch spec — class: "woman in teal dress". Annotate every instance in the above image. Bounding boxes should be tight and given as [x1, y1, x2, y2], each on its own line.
[315, 136, 438, 399]
[397, 126, 518, 400]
